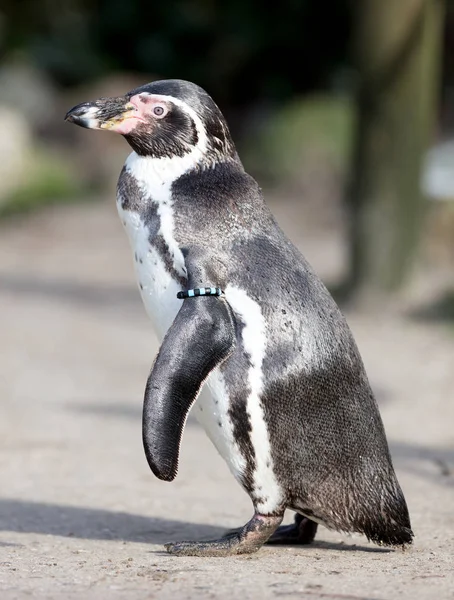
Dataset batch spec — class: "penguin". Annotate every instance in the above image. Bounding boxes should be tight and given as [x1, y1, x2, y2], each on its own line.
[65, 79, 413, 556]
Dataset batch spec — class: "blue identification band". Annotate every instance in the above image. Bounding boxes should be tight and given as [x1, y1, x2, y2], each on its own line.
[177, 287, 223, 299]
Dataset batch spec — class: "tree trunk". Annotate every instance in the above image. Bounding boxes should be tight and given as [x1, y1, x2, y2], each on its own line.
[347, 0, 445, 298]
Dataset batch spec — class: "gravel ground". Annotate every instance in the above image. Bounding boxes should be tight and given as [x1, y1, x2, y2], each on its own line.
[0, 199, 453, 600]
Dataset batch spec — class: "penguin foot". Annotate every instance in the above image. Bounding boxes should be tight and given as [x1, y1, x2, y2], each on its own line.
[266, 513, 318, 545]
[165, 513, 283, 557]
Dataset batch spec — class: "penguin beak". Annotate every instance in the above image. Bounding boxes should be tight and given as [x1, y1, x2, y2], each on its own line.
[65, 96, 144, 134]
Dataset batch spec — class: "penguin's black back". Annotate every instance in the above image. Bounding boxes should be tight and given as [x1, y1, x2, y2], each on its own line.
[170, 160, 412, 546]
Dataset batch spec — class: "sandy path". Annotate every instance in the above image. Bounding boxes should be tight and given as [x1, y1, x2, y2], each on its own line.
[0, 200, 453, 599]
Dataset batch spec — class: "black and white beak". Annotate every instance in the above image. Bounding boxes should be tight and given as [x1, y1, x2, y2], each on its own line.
[65, 102, 104, 129]
[65, 96, 143, 135]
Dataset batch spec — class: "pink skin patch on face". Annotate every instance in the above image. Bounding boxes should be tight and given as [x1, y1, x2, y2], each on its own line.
[129, 94, 170, 117]
[108, 116, 143, 135]
[103, 93, 170, 135]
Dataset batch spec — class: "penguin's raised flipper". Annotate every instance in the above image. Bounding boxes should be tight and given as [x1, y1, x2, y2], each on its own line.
[142, 296, 235, 482]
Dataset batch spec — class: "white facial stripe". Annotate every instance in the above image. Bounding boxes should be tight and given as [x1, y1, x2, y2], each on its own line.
[139, 93, 208, 155]
[224, 286, 284, 514]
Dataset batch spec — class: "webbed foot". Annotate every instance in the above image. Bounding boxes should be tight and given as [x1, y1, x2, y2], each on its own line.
[165, 513, 283, 557]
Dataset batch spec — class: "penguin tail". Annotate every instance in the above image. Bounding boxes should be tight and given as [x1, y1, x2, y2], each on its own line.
[363, 520, 414, 548]
[353, 472, 414, 548]
[304, 467, 414, 548]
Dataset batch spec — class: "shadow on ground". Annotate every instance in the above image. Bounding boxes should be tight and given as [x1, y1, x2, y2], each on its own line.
[0, 499, 390, 554]
[0, 499, 225, 544]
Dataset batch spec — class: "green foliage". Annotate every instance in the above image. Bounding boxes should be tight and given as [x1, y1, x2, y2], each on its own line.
[242, 94, 354, 185]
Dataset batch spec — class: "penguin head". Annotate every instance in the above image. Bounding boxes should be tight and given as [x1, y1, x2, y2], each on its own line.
[65, 79, 237, 163]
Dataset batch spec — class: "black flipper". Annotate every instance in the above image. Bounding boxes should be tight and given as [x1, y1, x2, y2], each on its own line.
[142, 297, 235, 482]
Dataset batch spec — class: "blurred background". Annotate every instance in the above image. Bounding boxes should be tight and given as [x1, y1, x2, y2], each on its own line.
[0, 0, 454, 305]
[0, 3, 454, 595]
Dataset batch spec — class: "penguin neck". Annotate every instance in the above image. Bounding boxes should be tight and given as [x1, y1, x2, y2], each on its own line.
[124, 104, 210, 189]
[125, 148, 204, 192]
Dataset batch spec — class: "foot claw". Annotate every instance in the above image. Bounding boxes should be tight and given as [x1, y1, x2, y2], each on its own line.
[165, 541, 194, 556]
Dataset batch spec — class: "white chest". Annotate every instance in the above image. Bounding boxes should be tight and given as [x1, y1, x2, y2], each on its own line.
[117, 204, 181, 338]
[116, 152, 189, 338]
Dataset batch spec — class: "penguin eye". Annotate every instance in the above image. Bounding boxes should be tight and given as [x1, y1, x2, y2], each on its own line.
[152, 105, 167, 118]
